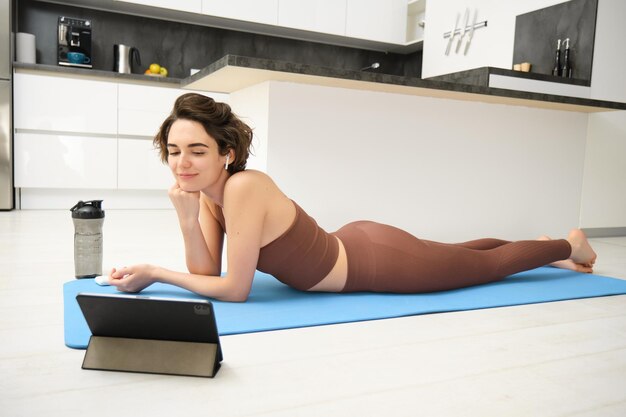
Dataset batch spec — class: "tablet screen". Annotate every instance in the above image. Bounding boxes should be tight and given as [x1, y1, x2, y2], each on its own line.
[76, 293, 222, 362]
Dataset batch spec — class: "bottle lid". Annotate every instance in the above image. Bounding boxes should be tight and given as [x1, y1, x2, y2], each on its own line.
[70, 200, 105, 219]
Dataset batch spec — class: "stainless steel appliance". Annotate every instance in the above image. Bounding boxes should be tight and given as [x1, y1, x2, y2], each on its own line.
[58, 16, 92, 68]
[113, 44, 141, 74]
[0, 0, 13, 210]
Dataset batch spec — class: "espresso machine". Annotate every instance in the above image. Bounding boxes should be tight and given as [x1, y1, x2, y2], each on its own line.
[58, 16, 92, 68]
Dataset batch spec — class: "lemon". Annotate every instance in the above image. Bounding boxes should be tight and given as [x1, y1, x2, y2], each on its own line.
[149, 63, 161, 74]
[159, 67, 168, 77]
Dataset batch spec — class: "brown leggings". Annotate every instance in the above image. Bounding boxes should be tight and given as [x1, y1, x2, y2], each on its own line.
[332, 221, 572, 293]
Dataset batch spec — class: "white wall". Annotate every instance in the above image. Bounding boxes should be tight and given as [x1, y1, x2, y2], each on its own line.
[580, 112, 626, 228]
[229, 82, 271, 173]
[580, 0, 626, 229]
[421, 0, 626, 231]
[422, 0, 569, 79]
[238, 81, 589, 242]
[588, 0, 626, 103]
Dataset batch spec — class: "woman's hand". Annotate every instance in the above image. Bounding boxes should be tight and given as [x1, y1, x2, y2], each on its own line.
[108, 264, 159, 293]
[169, 182, 201, 225]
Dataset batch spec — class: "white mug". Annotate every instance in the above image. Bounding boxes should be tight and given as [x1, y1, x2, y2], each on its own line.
[16, 32, 36, 64]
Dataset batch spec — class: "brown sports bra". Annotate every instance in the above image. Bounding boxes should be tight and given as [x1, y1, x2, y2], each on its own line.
[213, 200, 339, 291]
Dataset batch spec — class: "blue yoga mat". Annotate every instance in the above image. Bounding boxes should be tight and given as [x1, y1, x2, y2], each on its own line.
[64, 267, 626, 349]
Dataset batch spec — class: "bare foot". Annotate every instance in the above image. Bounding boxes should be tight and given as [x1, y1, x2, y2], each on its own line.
[537, 234, 595, 273]
[566, 229, 597, 267]
[548, 259, 593, 273]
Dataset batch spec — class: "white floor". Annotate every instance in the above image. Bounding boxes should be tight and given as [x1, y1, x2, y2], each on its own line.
[1, 209, 626, 417]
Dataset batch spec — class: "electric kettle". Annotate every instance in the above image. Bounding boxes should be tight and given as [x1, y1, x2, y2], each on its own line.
[113, 44, 141, 74]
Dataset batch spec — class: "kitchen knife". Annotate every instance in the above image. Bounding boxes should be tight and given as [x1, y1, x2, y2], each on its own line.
[445, 13, 460, 56]
[464, 9, 478, 55]
[456, 8, 469, 54]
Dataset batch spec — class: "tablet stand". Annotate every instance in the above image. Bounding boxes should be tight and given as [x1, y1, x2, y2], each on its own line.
[82, 336, 221, 378]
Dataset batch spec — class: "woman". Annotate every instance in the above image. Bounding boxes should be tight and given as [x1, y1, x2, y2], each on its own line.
[109, 93, 597, 302]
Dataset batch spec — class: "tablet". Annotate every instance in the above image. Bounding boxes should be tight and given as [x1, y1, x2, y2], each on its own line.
[76, 293, 222, 377]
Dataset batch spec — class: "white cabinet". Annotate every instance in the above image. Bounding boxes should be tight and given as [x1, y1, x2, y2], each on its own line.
[118, 84, 228, 137]
[345, 0, 408, 44]
[57, 0, 421, 50]
[118, 138, 172, 190]
[14, 73, 117, 135]
[14, 132, 117, 189]
[201, 0, 279, 25]
[113, 0, 202, 14]
[14, 72, 229, 194]
[107, 0, 417, 49]
[14, 73, 118, 190]
[278, 0, 346, 36]
[117, 84, 186, 137]
[117, 84, 182, 190]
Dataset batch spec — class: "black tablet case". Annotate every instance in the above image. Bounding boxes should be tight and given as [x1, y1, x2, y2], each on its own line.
[76, 293, 222, 378]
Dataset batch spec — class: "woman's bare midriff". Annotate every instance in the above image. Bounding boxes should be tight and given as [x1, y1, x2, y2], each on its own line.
[307, 236, 348, 292]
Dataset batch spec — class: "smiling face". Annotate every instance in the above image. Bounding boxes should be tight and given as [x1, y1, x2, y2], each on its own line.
[166, 119, 231, 192]
[154, 94, 253, 177]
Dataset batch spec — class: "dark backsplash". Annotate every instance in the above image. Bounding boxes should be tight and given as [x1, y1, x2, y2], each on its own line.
[513, 0, 597, 81]
[17, 0, 422, 79]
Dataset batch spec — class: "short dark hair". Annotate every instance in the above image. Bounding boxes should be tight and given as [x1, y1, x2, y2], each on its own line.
[154, 93, 253, 174]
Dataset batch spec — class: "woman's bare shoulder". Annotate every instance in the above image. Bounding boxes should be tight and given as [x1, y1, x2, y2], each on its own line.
[223, 170, 287, 213]
[225, 170, 276, 192]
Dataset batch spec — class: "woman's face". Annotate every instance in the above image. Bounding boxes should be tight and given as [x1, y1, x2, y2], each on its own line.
[166, 119, 229, 192]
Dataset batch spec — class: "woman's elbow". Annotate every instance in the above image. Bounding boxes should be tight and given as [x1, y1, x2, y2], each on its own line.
[226, 294, 248, 303]
[218, 281, 250, 302]
[219, 290, 249, 303]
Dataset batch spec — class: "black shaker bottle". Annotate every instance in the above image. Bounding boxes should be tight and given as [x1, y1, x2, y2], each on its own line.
[70, 200, 105, 278]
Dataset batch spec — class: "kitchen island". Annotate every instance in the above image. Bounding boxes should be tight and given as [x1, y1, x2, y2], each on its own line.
[12, 58, 625, 238]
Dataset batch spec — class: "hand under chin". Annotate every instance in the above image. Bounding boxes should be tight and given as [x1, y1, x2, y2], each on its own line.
[177, 184, 202, 193]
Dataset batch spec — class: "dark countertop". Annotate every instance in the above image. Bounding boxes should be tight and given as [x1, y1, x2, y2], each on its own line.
[15, 57, 626, 112]
[182, 55, 626, 112]
[13, 62, 183, 87]
[427, 66, 591, 87]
